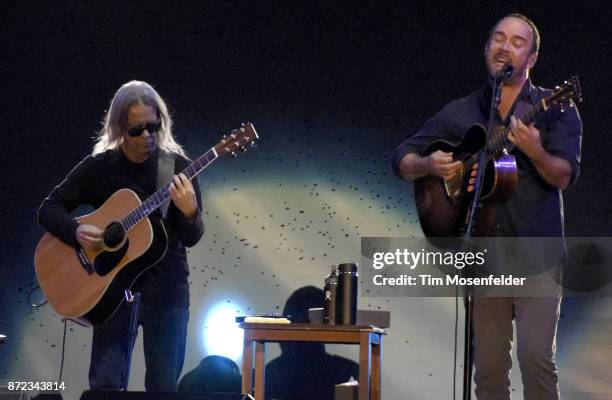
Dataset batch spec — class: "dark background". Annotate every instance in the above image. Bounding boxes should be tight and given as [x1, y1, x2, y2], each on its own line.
[2, 0, 611, 370]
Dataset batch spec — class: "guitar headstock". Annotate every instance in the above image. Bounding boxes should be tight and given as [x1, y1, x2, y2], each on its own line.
[214, 122, 259, 158]
[544, 76, 583, 113]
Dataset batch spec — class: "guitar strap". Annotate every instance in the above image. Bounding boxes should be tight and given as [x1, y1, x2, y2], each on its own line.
[157, 151, 175, 219]
[491, 98, 532, 140]
[513, 99, 531, 124]
[499, 99, 532, 145]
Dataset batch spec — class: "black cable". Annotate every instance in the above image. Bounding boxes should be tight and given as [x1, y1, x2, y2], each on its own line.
[58, 319, 67, 382]
[28, 283, 68, 383]
[453, 284, 459, 400]
[26, 281, 66, 384]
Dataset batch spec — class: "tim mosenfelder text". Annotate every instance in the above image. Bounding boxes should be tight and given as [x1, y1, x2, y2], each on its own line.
[370, 248, 526, 287]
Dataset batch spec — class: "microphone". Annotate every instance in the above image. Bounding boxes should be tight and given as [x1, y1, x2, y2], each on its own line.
[496, 63, 514, 80]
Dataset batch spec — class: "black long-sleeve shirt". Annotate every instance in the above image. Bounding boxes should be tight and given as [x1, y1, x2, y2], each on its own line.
[38, 148, 204, 307]
[391, 79, 582, 237]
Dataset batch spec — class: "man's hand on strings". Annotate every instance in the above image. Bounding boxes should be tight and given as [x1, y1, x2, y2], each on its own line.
[169, 173, 198, 219]
[508, 116, 544, 160]
[428, 150, 462, 179]
[76, 224, 104, 251]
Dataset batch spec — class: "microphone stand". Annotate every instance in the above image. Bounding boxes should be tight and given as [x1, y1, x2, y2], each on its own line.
[461, 69, 507, 400]
[121, 290, 141, 391]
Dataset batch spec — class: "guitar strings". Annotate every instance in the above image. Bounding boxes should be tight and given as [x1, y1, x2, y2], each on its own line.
[98, 151, 214, 243]
[455, 101, 543, 184]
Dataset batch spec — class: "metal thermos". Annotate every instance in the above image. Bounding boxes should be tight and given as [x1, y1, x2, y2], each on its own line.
[323, 265, 338, 325]
[336, 262, 358, 325]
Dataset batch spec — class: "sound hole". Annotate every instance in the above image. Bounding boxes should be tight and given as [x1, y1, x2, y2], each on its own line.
[103, 222, 126, 248]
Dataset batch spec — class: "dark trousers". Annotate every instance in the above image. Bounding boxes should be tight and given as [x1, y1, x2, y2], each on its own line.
[88, 299, 189, 392]
[473, 276, 561, 400]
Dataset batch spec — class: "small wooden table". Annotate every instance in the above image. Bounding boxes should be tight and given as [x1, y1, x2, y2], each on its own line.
[240, 323, 385, 400]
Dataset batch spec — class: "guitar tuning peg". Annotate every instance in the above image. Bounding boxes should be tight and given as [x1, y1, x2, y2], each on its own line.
[231, 152, 237, 158]
[250, 141, 258, 148]
[222, 134, 227, 139]
[240, 146, 247, 153]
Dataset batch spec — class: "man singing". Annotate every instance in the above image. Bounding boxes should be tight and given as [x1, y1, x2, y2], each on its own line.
[391, 14, 581, 399]
[38, 81, 204, 392]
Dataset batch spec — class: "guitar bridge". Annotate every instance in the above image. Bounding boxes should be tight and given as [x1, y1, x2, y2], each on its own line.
[75, 247, 94, 275]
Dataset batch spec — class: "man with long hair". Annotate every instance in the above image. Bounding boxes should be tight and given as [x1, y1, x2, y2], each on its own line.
[392, 14, 581, 399]
[38, 81, 204, 391]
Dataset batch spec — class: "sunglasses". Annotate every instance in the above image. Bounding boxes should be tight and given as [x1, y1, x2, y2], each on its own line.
[127, 122, 162, 137]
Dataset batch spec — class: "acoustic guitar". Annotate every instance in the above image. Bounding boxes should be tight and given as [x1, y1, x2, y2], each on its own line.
[414, 77, 582, 237]
[34, 123, 259, 326]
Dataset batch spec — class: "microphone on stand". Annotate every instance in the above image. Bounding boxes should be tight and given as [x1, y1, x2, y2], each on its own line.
[493, 62, 513, 104]
[496, 62, 514, 80]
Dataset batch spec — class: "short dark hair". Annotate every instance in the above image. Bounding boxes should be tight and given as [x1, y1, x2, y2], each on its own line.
[491, 13, 540, 55]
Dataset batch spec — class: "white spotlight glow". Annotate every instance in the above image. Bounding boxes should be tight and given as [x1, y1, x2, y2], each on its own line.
[203, 302, 244, 361]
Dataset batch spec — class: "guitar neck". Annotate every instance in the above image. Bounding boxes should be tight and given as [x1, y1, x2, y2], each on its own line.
[122, 148, 218, 230]
[485, 99, 547, 157]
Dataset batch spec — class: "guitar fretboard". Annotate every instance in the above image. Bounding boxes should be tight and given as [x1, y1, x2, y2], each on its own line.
[121, 148, 218, 230]
[485, 99, 546, 157]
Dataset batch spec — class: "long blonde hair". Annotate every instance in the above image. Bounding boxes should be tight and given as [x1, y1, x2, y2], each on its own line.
[93, 80, 186, 156]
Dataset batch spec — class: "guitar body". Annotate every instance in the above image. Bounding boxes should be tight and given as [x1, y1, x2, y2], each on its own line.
[34, 189, 168, 326]
[414, 124, 518, 237]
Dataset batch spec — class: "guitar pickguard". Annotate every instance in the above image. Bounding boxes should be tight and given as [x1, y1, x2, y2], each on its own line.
[93, 239, 130, 276]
